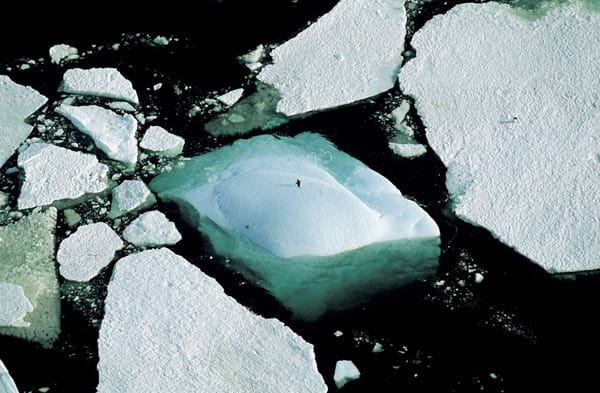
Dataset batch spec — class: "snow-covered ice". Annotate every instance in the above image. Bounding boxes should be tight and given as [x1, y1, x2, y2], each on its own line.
[108, 180, 156, 218]
[0, 209, 60, 348]
[334, 360, 361, 389]
[0, 76, 48, 169]
[399, 1, 600, 273]
[388, 142, 427, 159]
[107, 101, 136, 112]
[257, 0, 407, 116]
[151, 132, 440, 319]
[0, 283, 33, 327]
[0, 359, 19, 393]
[122, 211, 181, 247]
[17, 143, 109, 210]
[57, 223, 124, 282]
[56, 104, 138, 166]
[59, 68, 139, 104]
[49, 44, 79, 64]
[139, 126, 184, 157]
[97, 248, 327, 393]
[216, 88, 244, 106]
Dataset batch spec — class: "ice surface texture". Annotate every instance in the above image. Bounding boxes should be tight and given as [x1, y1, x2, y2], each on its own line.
[0, 359, 19, 393]
[59, 68, 139, 104]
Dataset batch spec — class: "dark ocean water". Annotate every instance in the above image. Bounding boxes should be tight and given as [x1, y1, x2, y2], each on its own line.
[1, 1, 599, 392]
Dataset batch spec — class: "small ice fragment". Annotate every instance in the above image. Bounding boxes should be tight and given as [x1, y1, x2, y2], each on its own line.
[122, 211, 181, 247]
[474, 273, 484, 284]
[0, 192, 8, 208]
[108, 180, 156, 219]
[334, 360, 360, 389]
[49, 44, 79, 64]
[241, 44, 265, 64]
[38, 388, 50, 393]
[490, 373, 498, 380]
[107, 101, 136, 112]
[334, 330, 344, 337]
[63, 209, 82, 227]
[388, 142, 427, 159]
[152, 36, 170, 46]
[390, 101, 411, 127]
[216, 88, 244, 106]
[59, 68, 139, 104]
[372, 343, 384, 353]
[0, 283, 33, 327]
[152, 83, 162, 91]
[139, 126, 185, 157]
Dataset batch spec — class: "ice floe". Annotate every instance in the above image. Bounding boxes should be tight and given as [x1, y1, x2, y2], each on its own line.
[334, 360, 360, 389]
[388, 142, 427, 159]
[108, 180, 156, 219]
[0, 76, 48, 169]
[107, 101, 136, 113]
[139, 126, 184, 157]
[0, 283, 33, 327]
[55, 104, 138, 166]
[97, 248, 327, 393]
[59, 68, 139, 104]
[0, 209, 60, 348]
[57, 223, 124, 282]
[49, 44, 79, 64]
[399, 1, 600, 272]
[122, 211, 181, 247]
[17, 143, 109, 210]
[151, 132, 439, 319]
[216, 88, 244, 106]
[257, 0, 407, 116]
[0, 359, 19, 393]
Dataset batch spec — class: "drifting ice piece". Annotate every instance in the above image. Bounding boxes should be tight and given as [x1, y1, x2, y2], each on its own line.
[216, 88, 244, 106]
[59, 68, 139, 104]
[139, 126, 184, 157]
[399, 1, 600, 273]
[334, 360, 361, 389]
[49, 44, 79, 64]
[0, 283, 33, 327]
[108, 180, 156, 218]
[122, 211, 181, 247]
[151, 132, 439, 319]
[97, 248, 327, 393]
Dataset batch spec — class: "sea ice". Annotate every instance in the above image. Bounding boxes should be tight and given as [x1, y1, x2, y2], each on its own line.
[17, 143, 109, 210]
[399, 1, 600, 272]
[55, 104, 138, 166]
[49, 44, 79, 64]
[108, 180, 156, 219]
[216, 88, 244, 106]
[388, 142, 427, 159]
[97, 248, 327, 393]
[0, 359, 19, 393]
[59, 68, 139, 104]
[57, 223, 124, 282]
[0, 209, 60, 348]
[334, 360, 361, 389]
[122, 211, 181, 247]
[257, 0, 407, 116]
[0, 283, 33, 327]
[139, 126, 184, 157]
[0, 76, 48, 169]
[151, 132, 440, 319]
[107, 101, 136, 113]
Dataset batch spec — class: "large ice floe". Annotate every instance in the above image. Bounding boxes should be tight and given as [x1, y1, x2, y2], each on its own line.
[399, 1, 600, 273]
[97, 248, 327, 393]
[0, 76, 48, 168]
[58, 68, 139, 104]
[0, 359, 19, 393]
[0, 209, 60, 348]
[151, 133, 439, 319]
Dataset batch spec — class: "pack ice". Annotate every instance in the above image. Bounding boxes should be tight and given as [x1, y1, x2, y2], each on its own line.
[58, 68, 139, 104]
[151, 133, 439, 319]
[399, 1, 600, 273]
[97, 248, 327, 393]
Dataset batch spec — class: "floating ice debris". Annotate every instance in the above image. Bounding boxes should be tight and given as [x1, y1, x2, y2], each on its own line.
[334, 360, 361, 389]
[241, 44, 265, 65]
[474, 273, 485, 284]
[59, 68, 139, 104]
[48, 44, 79, 64]
[97, 248, 327, 393]
[151, 132, 440, 319]
[0, 283, 33, 327]
[122, 211, 181, 247]
[216, 88, 244, 106]
[0, 192, 8, 208]
[107, 101, 136, 113]
[63, 209, 81, 227]
[399, 1, 600, 273]
[57, 223, 124, 282]
[0, 76, 48, 169]
[0, 209, 60, 348]
[391, 101, 410, 127]
[257, 0, 407, 116]
[152, 83, 162, 91]
[108, 180, 156, 219]
[152, 36, 170, 46]
[0, 359, 19, 393]
[55, 104, 138, 166]
[139, 126, 184, 157]
[372, 342, 384, 353]
[388, 142, 427, 159]
[17, 144, 109, 210]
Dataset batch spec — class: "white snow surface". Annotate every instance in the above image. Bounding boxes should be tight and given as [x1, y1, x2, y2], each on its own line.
[17, 143, 109, 210]
[399, 1, 600, 273]
[59, 68, 139, 104]
[55, 104, 138, 166]
[216, 88, 244, 106]
[49, 44, 79, 64]
[108, 180, 156, 218]
[0, 359, 19, 393]
[0, 283, 33, 327]
[122, 211, 181, 247]
[139, 126, 184, 157]
[257, 0, 407, 116]
[151, 132, 439, 319]
[334, 360, 361, 389]
[0, 76, 48, 169]
[97, 248, 327, 393]
[57, 223, 124, 282]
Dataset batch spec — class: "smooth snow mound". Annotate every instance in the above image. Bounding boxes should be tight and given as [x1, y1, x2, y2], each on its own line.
[399, 1, 600, 273]
[151, 133, 439, 319]
[257, 0, 407, 116]
[97, 248, 327, 393]
[59, 68, 139, 104]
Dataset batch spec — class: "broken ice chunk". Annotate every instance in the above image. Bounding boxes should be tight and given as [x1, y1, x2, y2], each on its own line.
[139, 126, 184, 157]
[59, 68, 139, 104]
[0, 76, 48, 168]
[0, 209, 60, 348]
[257, 0, 407, 116]
[152, 36, 170, 46]
[107, 101, 136, 113]
[334, 360, 361, 389]
[108, 180, 156, 219]
[122, 211, 181, 247]
[241, 44, 265, 65]
[0, 283, 33, 327]
[0, 359, 19, 393]
[57, 223, 124, 282]
[97, 248, 327, 393]
[151, 132, 440, 320]
[55, 104, 138, 166]
[216, 88, 244, 106]
[49, 44, 79, 64]
[17, 143, 109, 210]
[388, 142, 427, 159]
